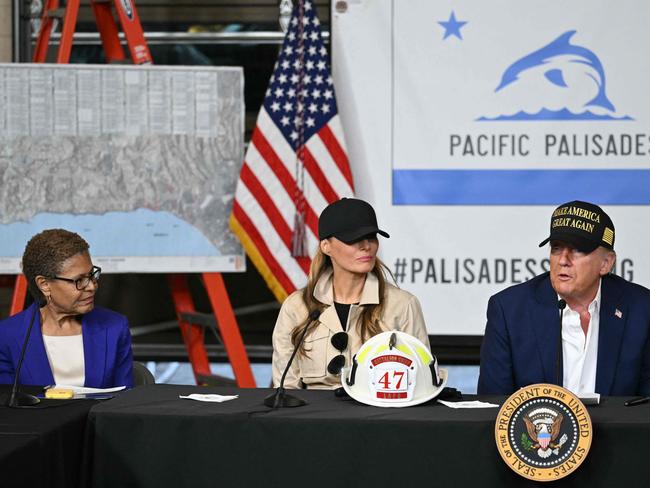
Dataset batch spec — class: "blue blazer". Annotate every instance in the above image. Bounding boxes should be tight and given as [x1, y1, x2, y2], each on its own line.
[0, 304, 134, 388]
[478, 272, 650, 396]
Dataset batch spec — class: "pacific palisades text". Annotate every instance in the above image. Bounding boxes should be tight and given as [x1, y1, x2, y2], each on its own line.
[392, 257, 634, 285]
[450, 133, 650, 157]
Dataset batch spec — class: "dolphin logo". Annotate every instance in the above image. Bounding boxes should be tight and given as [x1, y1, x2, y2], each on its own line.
[495, 30, 615, 112]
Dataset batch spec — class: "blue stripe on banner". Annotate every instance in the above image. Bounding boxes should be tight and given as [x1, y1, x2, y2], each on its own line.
[392, 169, 650, 205]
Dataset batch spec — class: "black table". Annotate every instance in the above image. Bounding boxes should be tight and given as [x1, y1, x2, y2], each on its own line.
[0, 388, 97, 488]
[85, 384, 650, 487]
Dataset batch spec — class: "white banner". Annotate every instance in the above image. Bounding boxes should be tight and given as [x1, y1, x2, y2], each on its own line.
[332, 0, 650, 335]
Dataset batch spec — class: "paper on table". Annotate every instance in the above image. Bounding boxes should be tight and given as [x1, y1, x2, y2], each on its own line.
[438, 400, 500, 409]
[179, 394, 239, 403]
[52, 385, 126, 394]
[578, 393, 600, 405]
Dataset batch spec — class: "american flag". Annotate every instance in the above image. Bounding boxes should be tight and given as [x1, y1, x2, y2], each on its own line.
[230, 0, 354, 302]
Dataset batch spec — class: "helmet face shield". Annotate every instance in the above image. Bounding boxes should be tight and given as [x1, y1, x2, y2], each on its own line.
[342, 331, 448, 408]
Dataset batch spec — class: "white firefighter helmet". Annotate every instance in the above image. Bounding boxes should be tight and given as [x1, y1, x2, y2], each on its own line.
[341, 331, 447, 407]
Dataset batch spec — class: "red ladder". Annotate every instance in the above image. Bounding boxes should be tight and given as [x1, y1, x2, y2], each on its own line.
[32, 0, 152, 64]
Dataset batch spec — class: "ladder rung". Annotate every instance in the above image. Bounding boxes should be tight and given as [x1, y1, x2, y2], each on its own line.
[179, 312, 217, 329]
[46, 8, 66, 18]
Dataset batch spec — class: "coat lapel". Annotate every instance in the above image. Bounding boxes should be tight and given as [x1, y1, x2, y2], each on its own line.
[532, 274, 563, 384]
[16, 304, 54, 386]
[317, 306, 342, 334]
[313, 270, 342, 334]
[82, 312, 107, 388]
[596, 276, 626, 395]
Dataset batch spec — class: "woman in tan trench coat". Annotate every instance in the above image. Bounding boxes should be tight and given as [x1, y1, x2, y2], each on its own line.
[271, 198, 430, 389]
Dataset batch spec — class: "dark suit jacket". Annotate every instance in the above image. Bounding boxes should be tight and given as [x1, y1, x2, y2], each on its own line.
[478, 272, 650, 396]
[0, 303, 133, 388]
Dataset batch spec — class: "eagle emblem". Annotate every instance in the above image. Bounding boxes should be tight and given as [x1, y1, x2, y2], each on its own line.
[495, 384, 593, 481]
[523, 407, 568, 459]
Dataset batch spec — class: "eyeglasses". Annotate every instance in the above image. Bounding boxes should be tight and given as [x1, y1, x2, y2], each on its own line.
[49, 266, 102, 290]
[327, 331, 349, 375]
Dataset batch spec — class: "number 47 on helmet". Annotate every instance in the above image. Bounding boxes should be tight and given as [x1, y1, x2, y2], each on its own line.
[342, 331, 448, 408]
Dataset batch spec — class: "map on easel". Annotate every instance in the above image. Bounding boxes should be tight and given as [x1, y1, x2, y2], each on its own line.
[0, 63, 245, 273]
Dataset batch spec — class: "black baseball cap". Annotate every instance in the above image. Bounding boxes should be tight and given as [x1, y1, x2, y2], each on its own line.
[318, 198, 390, 243]
[539, 200, 615, 253]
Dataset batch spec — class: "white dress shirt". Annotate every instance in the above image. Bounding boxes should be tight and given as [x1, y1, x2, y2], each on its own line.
[561, 281, 601, 395]
[42, 334, 85, 386]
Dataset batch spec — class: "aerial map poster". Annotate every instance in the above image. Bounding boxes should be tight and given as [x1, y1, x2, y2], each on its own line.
[0, 64, 245, 273]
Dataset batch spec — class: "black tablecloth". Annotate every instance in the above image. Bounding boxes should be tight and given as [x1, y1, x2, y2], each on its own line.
[86, 384, 650, 488]
[0, 387, 97, 488]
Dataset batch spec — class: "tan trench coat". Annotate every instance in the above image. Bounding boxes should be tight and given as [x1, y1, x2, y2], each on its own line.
[272, 269, 431, 389]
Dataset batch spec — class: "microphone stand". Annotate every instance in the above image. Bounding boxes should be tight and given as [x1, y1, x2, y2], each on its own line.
[556, 299, 567, 388]
[264, 310, 321, 408]
[7, 303, 41, 408]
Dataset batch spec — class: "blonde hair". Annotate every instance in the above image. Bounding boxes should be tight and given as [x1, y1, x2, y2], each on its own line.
[290, 247, 393, 353]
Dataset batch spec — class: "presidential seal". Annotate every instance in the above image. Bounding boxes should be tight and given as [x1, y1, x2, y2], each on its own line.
[494, 384, 592, 481]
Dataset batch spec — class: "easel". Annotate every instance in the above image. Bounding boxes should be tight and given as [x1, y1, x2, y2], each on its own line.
[8, 0, 257, 387]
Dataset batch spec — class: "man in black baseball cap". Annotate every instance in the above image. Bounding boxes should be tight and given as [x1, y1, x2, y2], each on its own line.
[479, 200, 650, 397]
[538, 200, 615, 253]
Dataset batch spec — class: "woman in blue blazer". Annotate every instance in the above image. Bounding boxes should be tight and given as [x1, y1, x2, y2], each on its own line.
[0, 229, 133, 388]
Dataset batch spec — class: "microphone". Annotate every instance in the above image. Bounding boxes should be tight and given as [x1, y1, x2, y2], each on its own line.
[555, 299, 567, 388]
[264, 309, 322, 408]
[7, 297, 44, 408]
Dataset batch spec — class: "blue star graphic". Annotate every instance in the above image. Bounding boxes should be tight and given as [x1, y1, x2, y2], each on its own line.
[438, 11, 468, 40]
